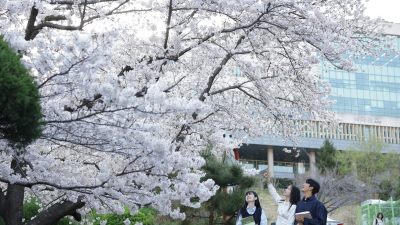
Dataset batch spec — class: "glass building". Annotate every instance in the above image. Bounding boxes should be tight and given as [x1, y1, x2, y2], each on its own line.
[235, 24, 400, 178]
[324, 51, 400, 117]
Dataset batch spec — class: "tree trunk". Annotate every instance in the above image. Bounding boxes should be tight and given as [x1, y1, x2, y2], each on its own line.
[4, 159, 26, 225]
[1, 158, 85, 225]
[4, 184, 25, 225]
[209, 201, 215, 225]
[0, 189, 6, 220]
[26, 196, 85, 225]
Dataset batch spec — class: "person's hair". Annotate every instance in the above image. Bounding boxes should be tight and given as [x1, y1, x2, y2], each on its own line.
[310, 186, 317, 195]
[279, 185, 301, 210]
[377, 212, 384, 219]
[289, 185, 301, 210]
[305, 178, 320, 195]
[237, 191, 262, 219]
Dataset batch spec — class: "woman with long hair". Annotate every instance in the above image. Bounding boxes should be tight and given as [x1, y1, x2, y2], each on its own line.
[236, 191, 268, 225]
[373, 212, 385, 225]
[264, 172, 301, 225]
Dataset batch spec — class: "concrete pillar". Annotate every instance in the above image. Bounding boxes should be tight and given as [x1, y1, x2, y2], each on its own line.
[310, 150, 316, 176]
[268, 148, 274, 177]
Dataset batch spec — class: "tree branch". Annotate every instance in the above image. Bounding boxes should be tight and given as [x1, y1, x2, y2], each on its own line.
[0, 177, 107, 190]
[38, 57, 89, 89]
[25, 6, 39, 40]
[163, 0, 173, 50]
[172, 7, 238, 22]
[79, 0, 88, 30]
[116, 166, 156, 176]
[46, 105, 169, 124]
[209, 75, 278, 96]
[26, 196, 85, 225]
[198, 53, 232, 103]
[191, 110, 219, 124]
[30, 5, 151, 37]
[44, 15, 67, 22]
[158, 7, 270, 62]
[163, 76, 186, 92]
[50, 0, 118, 5]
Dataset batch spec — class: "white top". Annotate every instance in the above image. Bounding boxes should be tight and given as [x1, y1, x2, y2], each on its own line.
[268, 184, 296, 225]
[236, 206, 268, 225]
[373, 218, 385, 225]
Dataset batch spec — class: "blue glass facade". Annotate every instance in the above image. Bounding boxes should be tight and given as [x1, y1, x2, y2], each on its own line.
[322, 37, 400, 117]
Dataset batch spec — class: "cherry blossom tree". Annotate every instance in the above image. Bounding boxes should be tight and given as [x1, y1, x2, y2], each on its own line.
[0, 0, 395, 224]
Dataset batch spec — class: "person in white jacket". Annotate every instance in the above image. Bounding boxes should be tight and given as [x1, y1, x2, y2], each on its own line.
[264, 172, 301, 225]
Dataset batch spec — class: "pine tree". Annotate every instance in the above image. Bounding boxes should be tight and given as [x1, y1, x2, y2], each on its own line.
[317, 139, 337, 174]
[0, 35, 45, 149]
[179, 151, 257, 225]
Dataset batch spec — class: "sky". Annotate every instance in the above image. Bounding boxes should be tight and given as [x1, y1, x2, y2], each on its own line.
[364, 0, 400, 23]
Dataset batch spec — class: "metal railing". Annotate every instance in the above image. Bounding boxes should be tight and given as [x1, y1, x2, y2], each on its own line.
[358, 197, 400, 225]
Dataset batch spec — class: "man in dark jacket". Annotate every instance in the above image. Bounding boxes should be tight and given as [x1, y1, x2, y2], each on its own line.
[294, 179, 327, 225]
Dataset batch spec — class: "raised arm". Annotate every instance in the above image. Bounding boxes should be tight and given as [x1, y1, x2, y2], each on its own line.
[264, 172, 283, 204]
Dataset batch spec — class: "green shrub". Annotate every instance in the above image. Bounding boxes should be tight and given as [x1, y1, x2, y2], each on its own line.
[378, 179, 395, 200]
[23, 198, 40, 223]
[137, 206, 158, 216]
[56, 217, 74, 225]
[92, 207, 156, 225]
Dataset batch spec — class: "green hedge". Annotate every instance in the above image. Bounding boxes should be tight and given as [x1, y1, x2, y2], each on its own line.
[92, 206, 156, 225]
[23, 198, 40, 223]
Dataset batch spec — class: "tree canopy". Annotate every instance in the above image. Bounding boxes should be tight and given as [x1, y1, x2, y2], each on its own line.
[336, 136, 400, 187]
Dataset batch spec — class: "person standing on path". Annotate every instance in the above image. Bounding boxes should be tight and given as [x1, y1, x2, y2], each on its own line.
[373, 213, 385, 225]
[236, 191, 268, 225]
[294, 179, 327, 225]
[264, 172, 301, 225]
